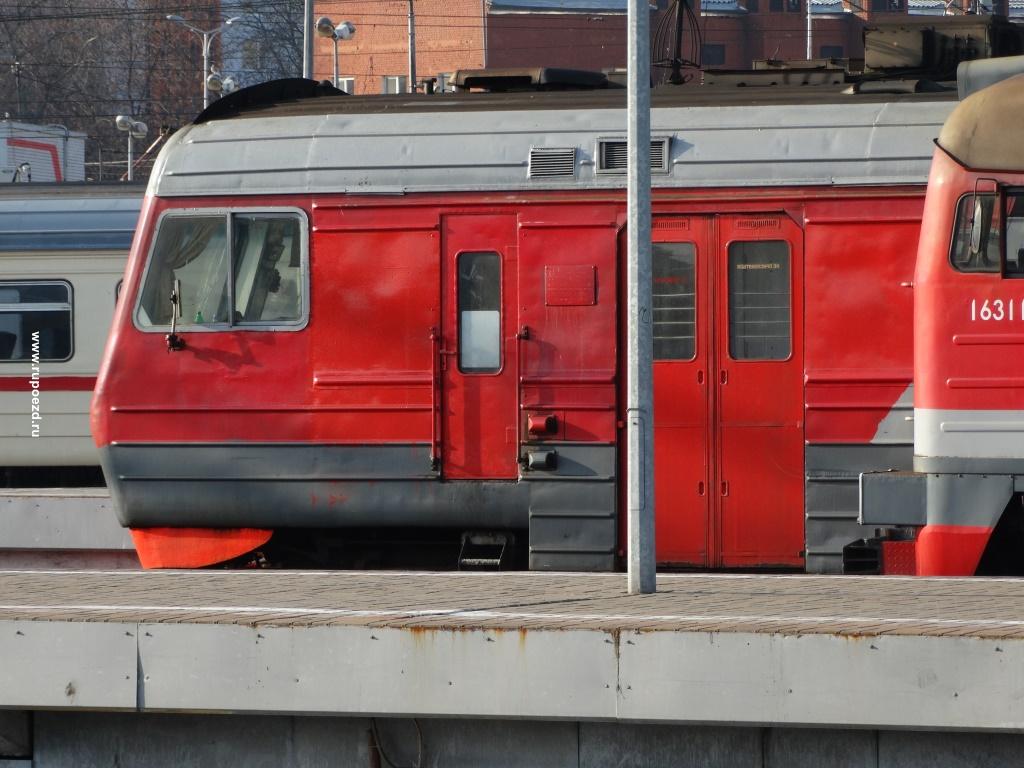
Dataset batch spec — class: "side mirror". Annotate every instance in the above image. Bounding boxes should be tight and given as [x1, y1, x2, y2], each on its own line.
[166, 278, 185, 352]
[970, 197, 985, 256]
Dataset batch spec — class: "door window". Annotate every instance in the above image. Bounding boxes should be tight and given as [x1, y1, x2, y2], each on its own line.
[728, 241, 791, 360]
[457, 251, 501, 373]
[652, 242, 696, 360]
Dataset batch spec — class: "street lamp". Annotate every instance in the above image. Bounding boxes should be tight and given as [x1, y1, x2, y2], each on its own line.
[166, 14, 243, 109]
[315, 17, 355, 91]
[115, 115, 147, 182]
[206, 67, 241, 98]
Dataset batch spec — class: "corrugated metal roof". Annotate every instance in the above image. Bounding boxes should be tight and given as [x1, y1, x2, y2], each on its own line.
[810, 0, 848, 13]
[150, 90, 956, 198]
[489, 0, 628, 12]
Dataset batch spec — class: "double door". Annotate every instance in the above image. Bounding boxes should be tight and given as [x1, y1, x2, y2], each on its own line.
[653, 214, 804, 568]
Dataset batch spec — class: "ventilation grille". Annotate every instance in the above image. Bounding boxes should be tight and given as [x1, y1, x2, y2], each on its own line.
[736, 218, 781, 229]
[529, 147, 576, 178]
[597, 137, 670, 174]
[653, 217, 690, 230]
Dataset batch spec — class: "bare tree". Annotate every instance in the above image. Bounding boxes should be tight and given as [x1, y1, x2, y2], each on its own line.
[0, 0, 301, 181]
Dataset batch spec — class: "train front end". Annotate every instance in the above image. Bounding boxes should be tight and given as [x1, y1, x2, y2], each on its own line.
[858, 74, 1024, 575]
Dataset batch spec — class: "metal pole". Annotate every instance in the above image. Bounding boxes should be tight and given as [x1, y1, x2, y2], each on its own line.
[202, 32, 210, 109]
[303, 0, 314, 78]
[627, 0, 655, 594]
[408, 0, 417, 92]
[126, 134, 133, 182]
[806, 0, 812, 60]
[333, 37, 339, 88]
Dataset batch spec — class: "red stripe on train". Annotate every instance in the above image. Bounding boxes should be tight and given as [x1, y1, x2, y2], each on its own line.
[0, 376, 97, 392]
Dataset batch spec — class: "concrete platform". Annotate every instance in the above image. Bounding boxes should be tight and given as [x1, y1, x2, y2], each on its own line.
[0, 489, 136, 568]
[0, 570, 1022, 731]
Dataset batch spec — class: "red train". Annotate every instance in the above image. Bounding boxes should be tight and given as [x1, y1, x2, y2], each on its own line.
[859, 70, 1024, 576]
[94, 66, 968, 571]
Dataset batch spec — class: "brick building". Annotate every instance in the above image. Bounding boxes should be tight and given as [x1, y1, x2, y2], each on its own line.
[312, 0, 1023, 91]
[312, 0, 630, 93]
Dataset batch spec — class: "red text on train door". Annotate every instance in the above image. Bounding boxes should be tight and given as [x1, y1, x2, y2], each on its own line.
[440, 215, 519, 479]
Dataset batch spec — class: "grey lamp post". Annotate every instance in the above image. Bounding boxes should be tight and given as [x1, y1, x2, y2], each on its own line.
[316, 17, 356, 90]
[166, 15, 243, 109]
[114, 115, 147, 181]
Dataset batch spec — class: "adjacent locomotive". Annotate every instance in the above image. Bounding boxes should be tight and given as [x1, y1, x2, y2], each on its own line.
[859, 71, 1024, 576]
[0, 185, 141, 485]
[92, 70, 961, 570]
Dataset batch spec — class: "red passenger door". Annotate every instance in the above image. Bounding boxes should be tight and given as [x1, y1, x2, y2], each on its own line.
[652, 214, 804, 568]
[440, 215, 519, 479]
[652, 217, 711, 565]
[714, 215, 804, 567]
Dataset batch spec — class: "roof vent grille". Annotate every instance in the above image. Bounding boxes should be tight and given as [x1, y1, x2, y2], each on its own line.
[529, 147, 577, 178]
[597, 137, 671, 174]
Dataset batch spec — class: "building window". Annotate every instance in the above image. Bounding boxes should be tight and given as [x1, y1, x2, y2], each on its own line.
[746, 0, 760, 10]
[338, 77, 355, 94]
[241, 39, 263, 71]
[701, 43, 726, 66]
[382, 75, 407, 94]
[820, 44, 844, 58]
[458, 251, 501, 373]
[872, 0, 904, 9]
[770, 0, 783, 10]
[137, 211, 307, 330]
[787, 0, 801, 11]
[0, 281, 73, 362]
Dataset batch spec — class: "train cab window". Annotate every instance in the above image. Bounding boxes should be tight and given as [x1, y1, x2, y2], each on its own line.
[458, 251, 501, 373]
[231, 215, 302, 323]
[727, 241, 791, 361]
[1004, 192, 1024, 277]
[0, 281, 73, 362]
[951, 194, 1000, 273]
[653, 242, 696, 360]
[137, 211, 306, 330]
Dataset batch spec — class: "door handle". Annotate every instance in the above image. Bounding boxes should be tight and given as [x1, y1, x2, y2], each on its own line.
[698, 481, 705, 496]
[697, 370, 704, 385]
[721, 481, 729, 497]
[719, 370, 728, 385]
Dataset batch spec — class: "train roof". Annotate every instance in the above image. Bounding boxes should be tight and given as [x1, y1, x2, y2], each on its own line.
[0, 183, 143, 252]
[149, 82, 958, 198]
[938, 73, 1024, 173]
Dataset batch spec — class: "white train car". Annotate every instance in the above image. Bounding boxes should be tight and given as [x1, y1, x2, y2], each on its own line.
[0, 184, 142, 484]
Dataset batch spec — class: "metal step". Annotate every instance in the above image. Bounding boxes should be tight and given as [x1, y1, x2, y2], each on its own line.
[458, 532, 511, 571]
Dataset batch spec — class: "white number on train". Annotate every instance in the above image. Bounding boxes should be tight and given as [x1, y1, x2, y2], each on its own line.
[970, 299, 1021, 321]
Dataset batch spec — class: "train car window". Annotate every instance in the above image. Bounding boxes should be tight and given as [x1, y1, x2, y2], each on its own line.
[0, 281, 73, 362]
[1004, 192, 1024, 278]
[137, 210, 307, 331]
[231, 215, 302, 323]
[728, 241, 791, 361]
[653, 242, 696, 361]
[458, 251, 501, 373]
[138, 215, 229, 327]
[950, 194, 1000, 273]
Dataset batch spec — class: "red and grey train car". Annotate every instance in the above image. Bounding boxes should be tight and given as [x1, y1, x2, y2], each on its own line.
[860, 71, 1024, 576]
[92, 74, 958, 570]
[0, 185, 141, 485]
